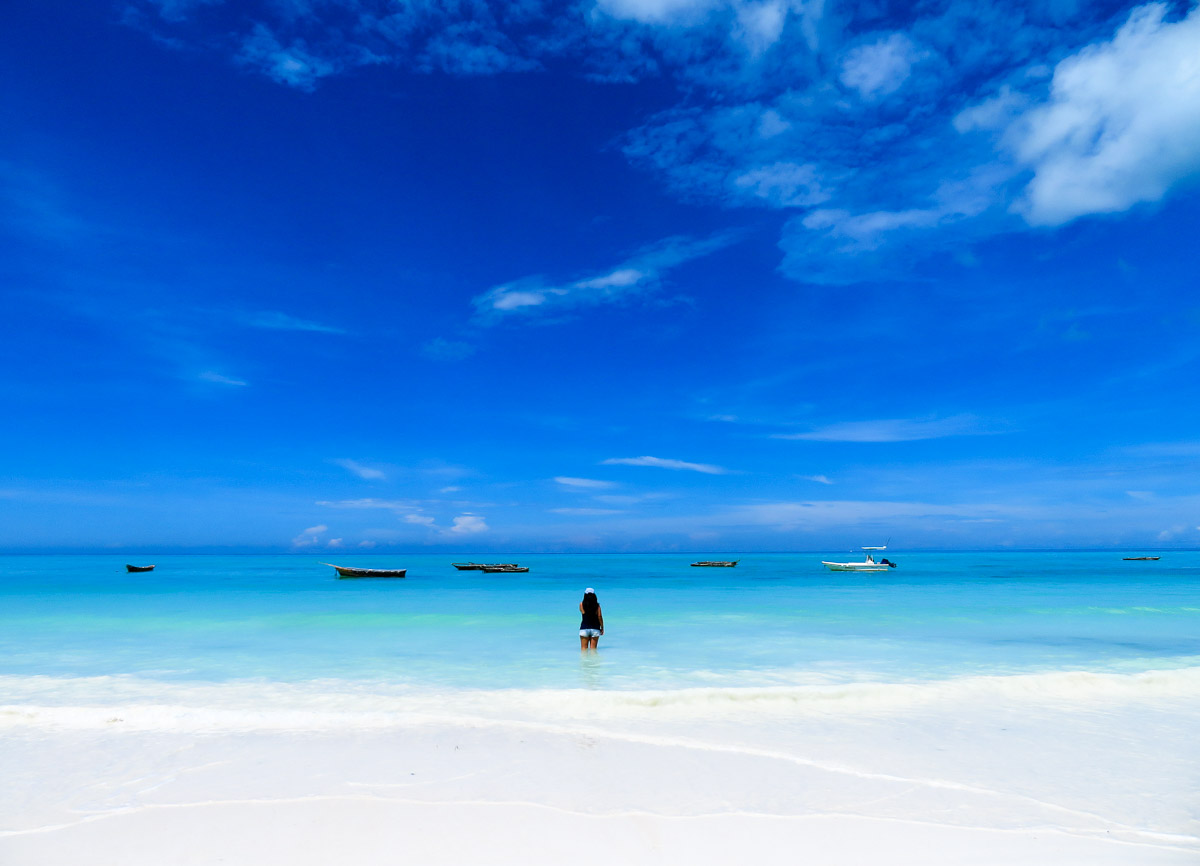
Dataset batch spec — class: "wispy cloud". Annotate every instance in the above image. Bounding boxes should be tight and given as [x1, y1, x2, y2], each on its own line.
[774, 415, 991, 443]
[472, 233, 738, 320]
[602, 455, 729, 474]
[332, 459, 387, 481]
[840, 32, 927, 100]
[237, 23, 340, 92]
[291, 524, 328, 547]
[198, 371, 248, 387]
[242, 310, 345, 334]
[594, 492, 670, 505]
[800, 474, 834, 484]
[421, 338, 476, 361]
[548, 507, 624, 515]
[316, 498, 412, 510]
[554, 476, 617, 489]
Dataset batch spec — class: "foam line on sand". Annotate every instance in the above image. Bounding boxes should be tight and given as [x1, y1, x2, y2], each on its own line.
[1, 799, 1194, 866]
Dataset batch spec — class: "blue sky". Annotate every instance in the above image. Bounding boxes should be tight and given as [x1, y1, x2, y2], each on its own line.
[3, 0, 1200, 552]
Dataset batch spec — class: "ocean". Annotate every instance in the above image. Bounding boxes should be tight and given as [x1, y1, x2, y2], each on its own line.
[2, 551, 1197, 693]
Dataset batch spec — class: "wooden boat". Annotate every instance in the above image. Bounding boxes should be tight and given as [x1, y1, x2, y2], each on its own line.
[481, 565, 529, 573]
[126, 564, 155, 573]
[691, 560, 738, 567]
[1123, 556, 1160, 561]
[451, 562, 486, 570]
[321, 562, 407, 578]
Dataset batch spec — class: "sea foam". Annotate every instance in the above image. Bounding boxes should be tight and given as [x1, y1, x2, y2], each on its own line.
[3, 666, 1198, 733]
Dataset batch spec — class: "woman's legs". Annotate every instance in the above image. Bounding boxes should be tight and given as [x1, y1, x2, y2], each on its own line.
[588, 636, 599, 650]
[580, 635, 590, 651]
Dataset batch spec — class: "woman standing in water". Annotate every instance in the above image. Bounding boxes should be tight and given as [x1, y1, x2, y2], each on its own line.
[579, 587, 603, 651]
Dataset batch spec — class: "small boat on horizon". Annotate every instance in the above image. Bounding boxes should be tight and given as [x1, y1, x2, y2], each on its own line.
[480, 565, 529, 573]
[321, 563, 407, 578]
[1123, 556, 1161, 561]
[452, 562, 519, 570]
[125, 564, 155, 573]
[821, 545, 897, 572]
[691, 560, 738, 567]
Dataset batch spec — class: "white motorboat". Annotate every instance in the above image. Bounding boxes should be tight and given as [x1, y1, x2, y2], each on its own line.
[821, 545, 897, 572]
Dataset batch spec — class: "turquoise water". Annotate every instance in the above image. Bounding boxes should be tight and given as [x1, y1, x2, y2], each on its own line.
[2, 552, 1198, 690]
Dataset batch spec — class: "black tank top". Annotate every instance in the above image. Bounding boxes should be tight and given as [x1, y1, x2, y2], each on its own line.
[580, 600, 601, 630]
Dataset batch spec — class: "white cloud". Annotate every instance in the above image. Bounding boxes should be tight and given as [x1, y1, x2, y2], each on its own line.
[775, 414, 989, 442]
[358, 540, 377, 548]
[332, 459, 386, 481]
[198, 371, 248, 387]
[404, 514, 436, 526]
[800, 474, 834, 484]
[473, 233, 738, 319]
[840, 33, 926, 100]
[602, 455, 729, 473]
[440, 486, 462, 493]
[554, 476, 617, 489]
[292, 524, 328, 547]
[327, 537, 344, 548]
[449, 514, 488, 534]
[1009, 3, 1200, 226]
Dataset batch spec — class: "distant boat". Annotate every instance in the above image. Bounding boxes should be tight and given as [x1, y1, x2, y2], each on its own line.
[1123, 556, 1160, 561]
[821, 545, 897, 572]
[452, 562, 486, 570]
[691, 560, 738, 567]
[321, 563, 407, 578]
[125, 564, 155, 573]
[480, 565, 529, 573]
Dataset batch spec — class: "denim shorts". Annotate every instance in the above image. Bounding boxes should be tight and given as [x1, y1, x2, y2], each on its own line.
[579, 628, 601, 638]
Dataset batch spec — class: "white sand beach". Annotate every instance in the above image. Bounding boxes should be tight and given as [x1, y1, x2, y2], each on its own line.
[3, 672, 1197, 865]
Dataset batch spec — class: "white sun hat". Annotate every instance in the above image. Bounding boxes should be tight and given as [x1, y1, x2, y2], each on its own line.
[584, 587, 595, 594]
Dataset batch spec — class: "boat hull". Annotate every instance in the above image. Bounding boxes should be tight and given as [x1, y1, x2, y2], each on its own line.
[821, 562, 890, 572]
[691, 561, 738, 567]
[335, 568, 406, 578]
[322, 562, 407, 578]
[481, 566, 528, 573]
[125, 565, 155, 572]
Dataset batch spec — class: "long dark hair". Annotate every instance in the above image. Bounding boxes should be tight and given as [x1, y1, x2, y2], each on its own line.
[581, 591, 599, 614]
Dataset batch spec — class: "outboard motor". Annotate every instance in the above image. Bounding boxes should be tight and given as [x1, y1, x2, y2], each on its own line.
[881, 558, 897, 567]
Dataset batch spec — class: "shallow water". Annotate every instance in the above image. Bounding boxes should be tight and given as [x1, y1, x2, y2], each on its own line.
[2, 551, 1197, 691]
